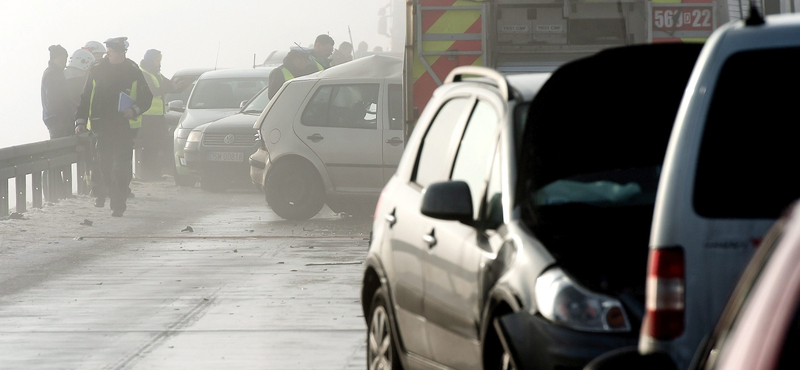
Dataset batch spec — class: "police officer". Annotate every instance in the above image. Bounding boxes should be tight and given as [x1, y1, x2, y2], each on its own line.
[268, 48, 316, 99]
[75, 37, 152, 217]
[310, 34, 334, 70]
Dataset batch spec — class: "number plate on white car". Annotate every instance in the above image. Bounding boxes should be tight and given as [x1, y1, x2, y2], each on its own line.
[207, 152, 243, 162]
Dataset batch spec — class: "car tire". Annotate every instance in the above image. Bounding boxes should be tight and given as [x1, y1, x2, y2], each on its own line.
[367, 287, 404, 370]
[264, 160, 324, 220]
[174, 173, 197, 187]
[200, 175, 229, 192]
[483, 313, 517, 370]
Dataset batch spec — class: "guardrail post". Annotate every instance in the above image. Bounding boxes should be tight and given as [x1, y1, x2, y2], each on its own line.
[63, 164, 73, 198]
[32, 171, 43, 208]
[15, 175, 26, 213]
[1, 178, 8, 217]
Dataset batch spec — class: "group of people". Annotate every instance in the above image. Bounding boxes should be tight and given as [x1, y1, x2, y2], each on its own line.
[268, 34, 358, 99]
[41, 37, 186, 217]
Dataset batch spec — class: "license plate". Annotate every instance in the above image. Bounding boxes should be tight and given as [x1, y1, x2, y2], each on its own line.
[207, 152, 244, 162]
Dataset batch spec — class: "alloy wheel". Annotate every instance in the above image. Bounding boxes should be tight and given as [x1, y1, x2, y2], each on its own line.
[368, 306, 393, 370]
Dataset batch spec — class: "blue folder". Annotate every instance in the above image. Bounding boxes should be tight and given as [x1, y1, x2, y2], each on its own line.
[118, 92, 135, 112]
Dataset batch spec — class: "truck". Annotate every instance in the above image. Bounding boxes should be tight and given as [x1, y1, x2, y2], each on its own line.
[396, 0, 796, 137]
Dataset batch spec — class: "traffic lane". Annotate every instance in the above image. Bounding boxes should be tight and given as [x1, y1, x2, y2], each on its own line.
[0, 182, 372, 369]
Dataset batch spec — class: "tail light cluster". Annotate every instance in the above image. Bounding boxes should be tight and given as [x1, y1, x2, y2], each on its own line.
[643, 247, 685, 340]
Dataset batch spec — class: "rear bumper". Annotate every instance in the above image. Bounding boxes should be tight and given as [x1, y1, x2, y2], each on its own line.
[496, 311, 638, 370]
[249, 147, 269, 190]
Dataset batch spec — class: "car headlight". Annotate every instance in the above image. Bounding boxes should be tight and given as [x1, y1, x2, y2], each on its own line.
[186, 130, 203, 143]
[535, 267, 631, 332]
[175, 128, 192, 140]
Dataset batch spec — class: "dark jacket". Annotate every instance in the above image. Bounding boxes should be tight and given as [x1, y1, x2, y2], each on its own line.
[75, 58, 153, 132]
[41, 61, 72, 129]
[268, 63, 317, 99]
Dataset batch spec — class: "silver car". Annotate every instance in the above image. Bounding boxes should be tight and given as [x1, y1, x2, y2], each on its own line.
[173, 68, 272, 187]
[250, 56, 403, 220]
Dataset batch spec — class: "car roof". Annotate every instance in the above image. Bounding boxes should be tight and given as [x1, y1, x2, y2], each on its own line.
[198, 67, 275, 80]
[170, 68, 214, 78]
[295, 55, 403, 82]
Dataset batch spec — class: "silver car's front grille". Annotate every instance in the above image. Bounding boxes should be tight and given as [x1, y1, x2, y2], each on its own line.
[202, 134, 256, 146]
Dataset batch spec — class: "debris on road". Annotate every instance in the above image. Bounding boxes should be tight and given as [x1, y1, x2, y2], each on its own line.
[305, 261, 363, 266]
[80, 219, 93, 226]
[73, 236, 84, 241]
[181, 226, 194, 232]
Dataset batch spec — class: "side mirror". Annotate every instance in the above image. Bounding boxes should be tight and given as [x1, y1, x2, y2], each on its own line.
[584, 347, 677, 370]
[167, 100, 185, 113]
[240, 100, 249, 109]
[421, 181, 473, 223]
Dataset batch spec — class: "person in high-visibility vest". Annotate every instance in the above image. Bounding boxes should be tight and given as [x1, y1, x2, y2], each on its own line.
[75, 37, 152, 217]
[138, 49, 188, 181]
[267, 48, 317, 99]
[310, 34, 334, 70]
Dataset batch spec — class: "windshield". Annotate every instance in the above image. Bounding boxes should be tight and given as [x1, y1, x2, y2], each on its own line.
[241, 86, 270, 114]
[188, 78, 268, 109]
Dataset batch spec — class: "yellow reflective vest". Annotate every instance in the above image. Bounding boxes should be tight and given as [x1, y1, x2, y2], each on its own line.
[140, 68, 164, 116]
[87, 79, 141, 130]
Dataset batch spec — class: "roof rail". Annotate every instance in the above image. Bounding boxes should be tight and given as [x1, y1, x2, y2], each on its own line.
[444, 66, 509, 101]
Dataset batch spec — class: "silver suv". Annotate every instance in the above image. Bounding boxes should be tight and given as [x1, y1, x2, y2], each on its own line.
[361, 43, 703, 370]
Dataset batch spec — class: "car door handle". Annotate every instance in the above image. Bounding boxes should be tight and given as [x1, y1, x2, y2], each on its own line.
[385, 209, 397, 228]
[385, 137, 404, 146]
[423, 230, 436, 248]
[307, 133, 324, 142]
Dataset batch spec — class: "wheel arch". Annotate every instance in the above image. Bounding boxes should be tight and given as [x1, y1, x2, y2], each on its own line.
[267, 152, 332, 194]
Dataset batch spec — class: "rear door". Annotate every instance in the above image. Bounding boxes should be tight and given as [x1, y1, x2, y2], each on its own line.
[382, 83, 404, 182]
[293, 81, 384, 193]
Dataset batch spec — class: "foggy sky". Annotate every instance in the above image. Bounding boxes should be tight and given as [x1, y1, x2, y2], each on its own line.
[0, 0, 397, 148]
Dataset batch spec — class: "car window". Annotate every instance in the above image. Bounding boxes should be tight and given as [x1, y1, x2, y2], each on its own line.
[301, 84, 380, 129]
[188, 78, 268, 109]
[412, 97, 470, 187]
[450, 100, 500, 220]
[388, 84, 402, 130]
[693, 47, 800, 219]
[484, 145, 503, 228]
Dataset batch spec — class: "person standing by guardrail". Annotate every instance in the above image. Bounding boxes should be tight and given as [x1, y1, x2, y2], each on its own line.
[41, 44, 73, 201]
[75, 37, 152, 217]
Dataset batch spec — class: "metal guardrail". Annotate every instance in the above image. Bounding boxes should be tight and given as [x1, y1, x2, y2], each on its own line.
[0, 134, 92, 217]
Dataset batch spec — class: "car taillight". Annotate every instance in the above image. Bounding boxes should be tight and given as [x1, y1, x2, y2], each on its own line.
[643, 247, 685, 340]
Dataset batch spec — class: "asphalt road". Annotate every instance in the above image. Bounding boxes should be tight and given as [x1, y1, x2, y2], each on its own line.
[0, 179, 372, 370]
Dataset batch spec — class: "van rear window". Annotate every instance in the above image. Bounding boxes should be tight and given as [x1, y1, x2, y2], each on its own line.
[693, 47, 800, 218]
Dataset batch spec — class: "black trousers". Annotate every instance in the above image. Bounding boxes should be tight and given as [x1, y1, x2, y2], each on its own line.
[93, 127, 135, 212]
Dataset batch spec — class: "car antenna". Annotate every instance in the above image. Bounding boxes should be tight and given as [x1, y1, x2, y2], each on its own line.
[348, 25, 355, 60]
[745, 0, 765, 26]
[253, 53, 256, 69]
[214, 41, 221, 70]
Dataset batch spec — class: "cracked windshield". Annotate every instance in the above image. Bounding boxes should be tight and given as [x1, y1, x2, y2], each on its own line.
[2, 0, 800, 369]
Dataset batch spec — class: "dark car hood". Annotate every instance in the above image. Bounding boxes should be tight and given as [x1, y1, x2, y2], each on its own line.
[199, 112, 260, 134]
[516, 44, 703, 310]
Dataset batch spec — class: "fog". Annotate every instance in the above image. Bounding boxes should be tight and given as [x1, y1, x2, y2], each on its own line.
[0, 0, 392, 149]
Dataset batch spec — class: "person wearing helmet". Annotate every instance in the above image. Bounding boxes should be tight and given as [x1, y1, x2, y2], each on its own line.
[64, 49, 95, 114]
[75, 37, 152, 217]
[83, 41, 106, 62]
[137, 49, 188, 181]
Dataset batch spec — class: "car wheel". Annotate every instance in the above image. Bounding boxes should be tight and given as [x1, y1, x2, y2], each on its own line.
[484, 311, 517, 370]
[367, 288, 403, 370]
[264, 161, 324, 220]
[200, 175, 228, 192]
[174, 173, 197, 187]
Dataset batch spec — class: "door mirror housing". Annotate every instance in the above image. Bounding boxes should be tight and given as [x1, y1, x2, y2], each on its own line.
[421, 181, 473, 224]
[167, 100, 185, 113]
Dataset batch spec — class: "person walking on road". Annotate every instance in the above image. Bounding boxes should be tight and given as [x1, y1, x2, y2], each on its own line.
[268, 48, 316, 99]
[310, 34, 334, 70]
[75, 37, 152, 217]
[138, 49, 186, 181]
